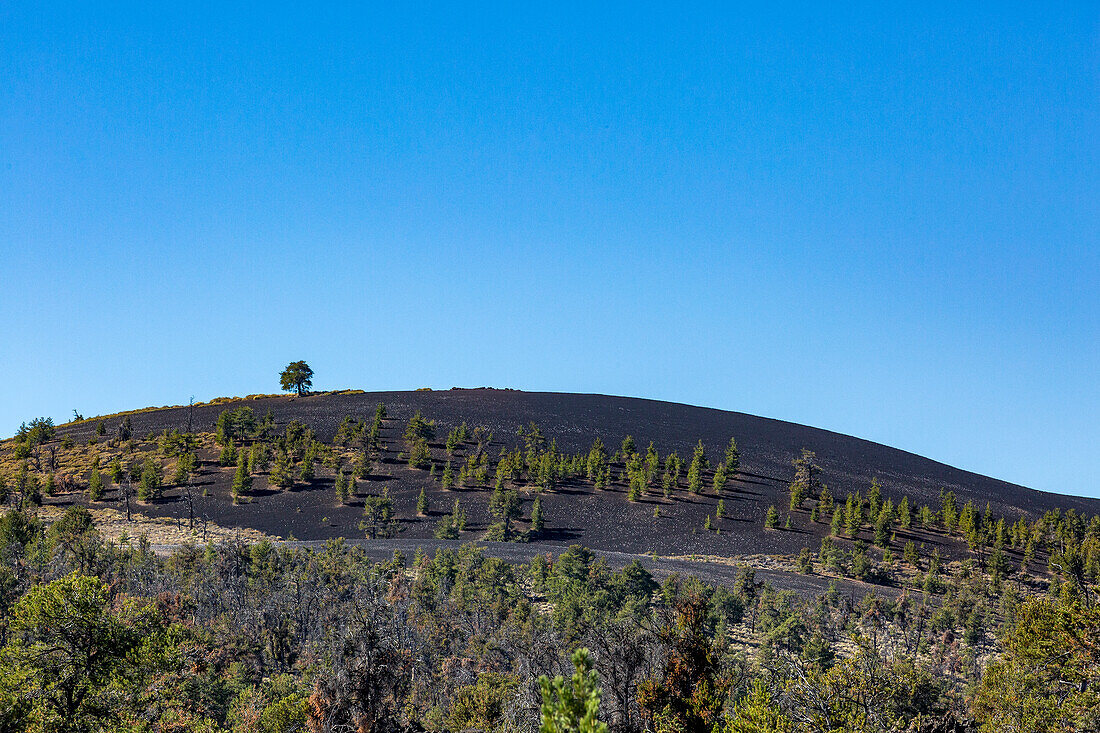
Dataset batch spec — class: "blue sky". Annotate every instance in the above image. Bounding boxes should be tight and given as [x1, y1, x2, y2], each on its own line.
[1, 3, 1097, 497]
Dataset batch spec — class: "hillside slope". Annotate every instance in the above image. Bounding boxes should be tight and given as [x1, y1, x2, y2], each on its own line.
[38, 388, 1099, 559]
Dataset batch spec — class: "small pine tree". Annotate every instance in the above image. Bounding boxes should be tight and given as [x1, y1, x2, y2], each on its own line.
[904, 540, 920, 567]
[874, 508, 891, 547]
[138, 457, 162, 501]
[44, 473, 57, 497]
[109, 456, 124, 484]
[831, 508, 843, 537]
[173, 452, 192, 485]
[704, 514, 713, 531]
[219, 443, 236, 467]
[299, 452, 315, 482]
[417, 487, 429, 515]
[248, 443, 269, 475]
[716, 499, 726, 519]
[687, 440, 707, 493]
[727, 680, 791, 732]
[408, 439, 431, 469]
[723, 436, 741, 475]
[87, 467, 105, 501]
[355, 450, 372, 479]
[232, 451, 252, 503]
[898, 495, 912, 528]
[531, 496, 545, 533]
[764, 505, 779, 529]
[270, 452, 295, 490]
[797, 546, 814, 574]
[789, 482, 804, 511]
[712, 463, 727, 494]
[434, 514, 458, 539]
[335, 470, 350, 504]
[538, 648, 609, 733]
[441, 461, 454, 489]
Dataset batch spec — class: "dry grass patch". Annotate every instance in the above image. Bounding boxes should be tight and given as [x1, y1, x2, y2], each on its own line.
[35, 503, 279, 547]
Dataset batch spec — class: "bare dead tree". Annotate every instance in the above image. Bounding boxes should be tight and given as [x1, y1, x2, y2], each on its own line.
[120, 476, 133, 522]
[184, 479, 195, 530]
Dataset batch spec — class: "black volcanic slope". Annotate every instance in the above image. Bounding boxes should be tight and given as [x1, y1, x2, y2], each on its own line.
[51, 389, 1100, 556]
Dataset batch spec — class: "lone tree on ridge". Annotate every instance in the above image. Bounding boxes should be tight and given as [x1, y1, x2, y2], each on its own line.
[280, 361, 314, 395]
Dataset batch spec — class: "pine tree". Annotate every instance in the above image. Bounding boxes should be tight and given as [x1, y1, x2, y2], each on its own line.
[687, 440, 707, 494]
[723, 436, 741, 475]
[173, 451, 194, 485]
[434, 513, 458, 539]
[868, 477, 884, 516]
[408, 438, 431, 469]
[874, 507, 891, 547]
[797, 546, 814, 574]
[268, 452, 293, 490]
[904, 540, 920, 566]
[417, 487, 429, 515]
[361, 491, 396, 539]
[138, 457, 162, 501]
[299, 451, 315, 483]
[335, 470, 350, 504]
[109, 456, 123, 484]
[538, 648, 609, 733]
[898, 495, 912, 528]
[716, 499, 726, 519]
[488, 487, 522, 540]
[354, 449, 372, 479]
[764, 505, 779, 529]
[87, 466, 105, 501]
[531, 496, 545, 533]
[231, 451, 252, 503]
[831, 508, 842, 537]
[441, 461, 454, 489]
[844, 493, 862, 537]
[727, 680, 792, 732]
[941, 490, 958, 533]
[248, 443, 268, 475]
[452, 497, 467, 531]
[789, 481, 803, 511]
[712, 463, 727, 494]
[620, 435, 636, 456]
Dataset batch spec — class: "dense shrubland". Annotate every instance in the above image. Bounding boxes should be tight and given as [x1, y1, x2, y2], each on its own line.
[0, 504, 1097, 732]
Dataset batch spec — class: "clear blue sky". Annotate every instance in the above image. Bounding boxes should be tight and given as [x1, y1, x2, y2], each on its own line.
[1, 3, 1097, 497]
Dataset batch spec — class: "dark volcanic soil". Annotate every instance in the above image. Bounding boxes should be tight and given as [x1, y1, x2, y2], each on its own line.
[50, 389, 1100, 559]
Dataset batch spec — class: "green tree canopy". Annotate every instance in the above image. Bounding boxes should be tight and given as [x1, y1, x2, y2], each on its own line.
[0, 573, 166, 733]
[538, 648, 608, 733]
[279, 360, 314, 396]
